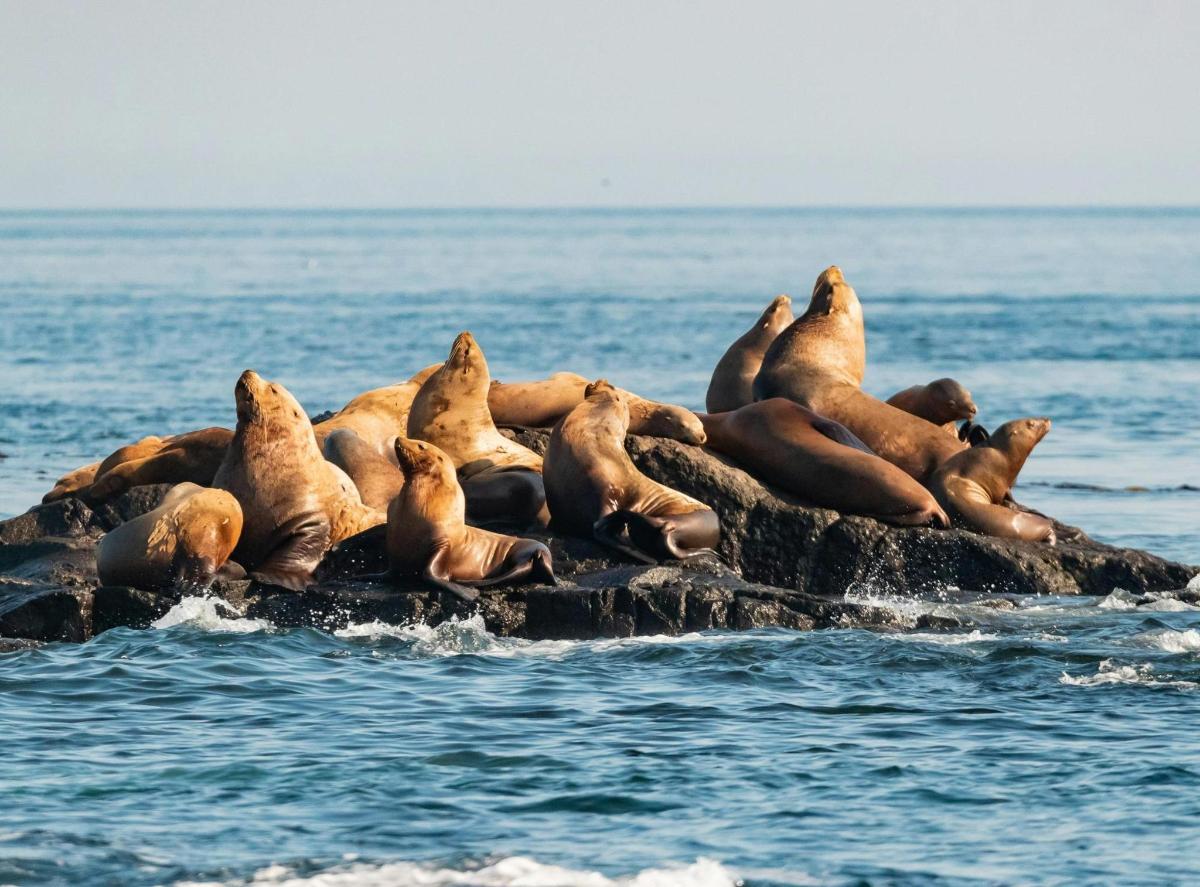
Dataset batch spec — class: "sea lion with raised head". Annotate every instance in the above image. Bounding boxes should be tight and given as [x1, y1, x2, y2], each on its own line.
[384, 436, 555, 601]
[82, 428, 233, 503]
[488, 373, 706, 444]
[705, 294, 793, 413]
[754, 267, 965, 481]
[544, 380, 720, 563]
[408, 332, 548, 527]
[927, 417, 1056, 544]
[96, 483, 244, 591]
[886, 378, 977, 433]
[322, 429, 406, 510]
[214, 370, 385, 590]
[699, 399, 949, 527]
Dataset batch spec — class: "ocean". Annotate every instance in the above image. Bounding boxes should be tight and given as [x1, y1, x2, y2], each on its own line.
[1, 208, 1198, 885]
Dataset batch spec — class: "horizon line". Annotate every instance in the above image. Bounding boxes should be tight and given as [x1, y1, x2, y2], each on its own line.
[2, 203, 1200, 213]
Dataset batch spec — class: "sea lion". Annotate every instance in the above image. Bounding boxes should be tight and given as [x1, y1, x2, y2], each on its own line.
[754, 266, 965, 481]
[699, 399, 949, 527]
[313, 364, 438, 454]
[886, 378, 977, 432]
[42, 461, 101, 503]
[927, 417, 1056, 544]
[82, 428, 233, 503]
[385, 436, 556, 600]
[487, 372, 706, 444]
[322, 429, 405, 510]
[408, 332, 548, 527]
[705, 294, 793, 413]
[213, 370, 385, 590]
[544, 380, 720, 563]
[96, 483, 244, 591]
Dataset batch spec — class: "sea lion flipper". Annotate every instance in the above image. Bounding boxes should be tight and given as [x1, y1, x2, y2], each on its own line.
[626, 510, 722, 562]
[250, 513, 331, 591]
[593, 513, 658, 564]
[811, 415, 875, 454]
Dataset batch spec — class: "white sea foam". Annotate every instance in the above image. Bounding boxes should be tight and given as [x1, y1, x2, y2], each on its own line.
[152, 596, 271, 633]
[1136, 628, 1200, 654]
[1187, 572, 1200, 590]
[1097, 588, 1139, 610]
[1060, 659, 1197, 690]
[892, 629, 1000, 646]
[176, 855, 739, 887]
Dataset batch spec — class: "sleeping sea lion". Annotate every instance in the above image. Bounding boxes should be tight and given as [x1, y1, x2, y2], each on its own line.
[544, 380, 720, 563]
[753, 266, 965, 481]
[213, 370, 385, 590]
[886, 378, 977, 433]
[407, 332, 548, 527]
[313, 364, 438, 454]
[487, 372, 706, 444]
[384, 436, 556, 601]
[705, 294, 793, 413]
[927, 417, 1056, 544]
[43, 461, 101, 503]
[322, 429, 406, 510]
[96, 483, 244, 591]
[699, 399, 949, 527]
[82, 428, 233, 503]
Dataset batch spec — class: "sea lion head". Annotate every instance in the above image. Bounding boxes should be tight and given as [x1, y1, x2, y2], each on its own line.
[234, 370, 308, 434]
[584, 379, 621, 401]
[928, 378, 978, 421]
[393, 436, 456, 485]
[760, 294, 793, 330]
[990, 417, 1051, 466]
[442, 331, 489, 390]
[637, 404, 707, 446]
[807, 266, 860, 319]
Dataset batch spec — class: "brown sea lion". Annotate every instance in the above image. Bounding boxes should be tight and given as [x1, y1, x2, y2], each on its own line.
[322, 429, 405, 510]
[83, 428, 233, 503]
[385, 437, 555, 601]
[886, 378, 977, 433]
[705, 294, 793, 413]
[487, 372, 706, 444]
[213, 370, 385, 590]
[408, 332, 548, 527]
[43, 461, 101, 503]
[544, 380, 720, 563]
[754, 266, 965, 481]
[699, 399, 949, 527]
[313, 364, 438, 454]
[96, 483, 244, 591]
[928, 417, 1056, 544]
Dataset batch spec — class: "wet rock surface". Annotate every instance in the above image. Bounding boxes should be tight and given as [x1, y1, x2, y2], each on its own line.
[1, 436, 1195, 644]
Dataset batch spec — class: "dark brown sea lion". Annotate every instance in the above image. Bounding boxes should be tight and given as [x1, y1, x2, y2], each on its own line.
[886, 378, 977, 433]
[213, 370, 385, 590]
[407, 332, 548, 527]
[705, 294, 793, 413]
[96, 483, 244, 591]
[384, 437, 555, 601]
[699, 399, 949, 527]
[754, 267, 965, 481]
[544, 380, 720, 563]
[322, 429, 405, 511]
[82, 428, 233, 503]
[487, 372, 706, 444]
[928, 417, 1057, 544]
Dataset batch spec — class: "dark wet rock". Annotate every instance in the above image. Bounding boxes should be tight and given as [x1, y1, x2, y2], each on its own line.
[0, 637, 40, 653]
[1, 433, 1196, 642]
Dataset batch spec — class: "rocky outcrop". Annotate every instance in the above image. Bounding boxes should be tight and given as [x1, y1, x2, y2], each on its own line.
[0, 434, 1194, 645]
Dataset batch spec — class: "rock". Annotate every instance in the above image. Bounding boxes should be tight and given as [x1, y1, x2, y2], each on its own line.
[0, 584, 92, 643]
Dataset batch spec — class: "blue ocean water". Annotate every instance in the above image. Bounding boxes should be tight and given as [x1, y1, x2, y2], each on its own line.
[1, 209, 1198, 885]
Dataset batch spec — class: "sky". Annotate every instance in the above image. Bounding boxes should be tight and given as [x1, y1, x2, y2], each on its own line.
[1, 0, 1197, 207]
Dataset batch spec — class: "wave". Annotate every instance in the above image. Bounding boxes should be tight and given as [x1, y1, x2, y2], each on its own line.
[152, 596, 272, 633]
[1136, 629, 1200, 654]
[1022, 481, 1200, 494]
[175, 855, 739, 887]
[1060, 659, 1198, 690]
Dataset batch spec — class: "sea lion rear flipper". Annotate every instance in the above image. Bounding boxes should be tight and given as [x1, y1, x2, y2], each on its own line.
[250, 513, 331, 591]
[627, 510, 722, 562]
[960, 422, 991, 447]
[593, 512, 658, 564]
[811, 416, 875, 454]
[476, 545, 557, 589]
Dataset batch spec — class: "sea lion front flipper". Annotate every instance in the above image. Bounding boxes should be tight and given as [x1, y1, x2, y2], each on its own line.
[421, 548, 481, 602]
[811, 416, 875, 454]
[250, 513, 331, 591]
[960, 421, 991, 447]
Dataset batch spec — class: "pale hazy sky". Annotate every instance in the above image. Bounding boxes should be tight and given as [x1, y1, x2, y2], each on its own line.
[2, 0, 1197, 207]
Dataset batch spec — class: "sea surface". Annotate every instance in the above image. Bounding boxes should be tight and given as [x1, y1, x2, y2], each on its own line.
[1, 208, 1198, 885]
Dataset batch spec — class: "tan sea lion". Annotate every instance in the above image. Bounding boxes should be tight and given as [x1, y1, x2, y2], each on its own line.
[928, 418, 1056, 544]
[385, 436, 555, 601]
[43, 461, 102, 503]
[754, 267, 965, 481]
[213, 370, 385, 590]
[313, 364, 438, 454]
[408, 332, 548, 527]
[544, 380, 720, 563]
[699, 400, 949, 527]
[705, 294, 793, 413]
[487, 372, 706, 444]
[886, 378, 977, 433]
[322, 429, 405, 510]
[96, 483, 244, 591]
[83, 428, 233, 503]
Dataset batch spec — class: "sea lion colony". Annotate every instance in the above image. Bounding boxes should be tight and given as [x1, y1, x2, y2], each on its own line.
[49, 266, 1055, 599]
